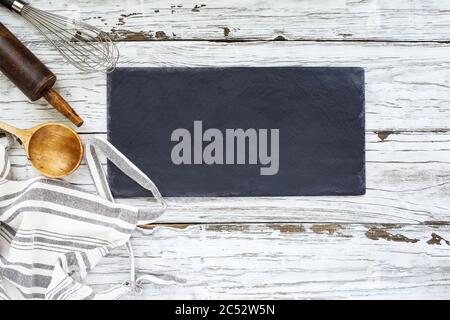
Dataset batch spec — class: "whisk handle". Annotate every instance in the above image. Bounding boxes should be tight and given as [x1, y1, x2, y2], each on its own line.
[0, 0, 27, 12]
[0, 0, 16, 9]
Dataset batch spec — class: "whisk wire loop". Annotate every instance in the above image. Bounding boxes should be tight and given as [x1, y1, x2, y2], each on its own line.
[25, 9, 110, 69]
[21, 4, 119, 73]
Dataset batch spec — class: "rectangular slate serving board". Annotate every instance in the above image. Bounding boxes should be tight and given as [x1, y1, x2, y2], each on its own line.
[107, 67, 365, 197]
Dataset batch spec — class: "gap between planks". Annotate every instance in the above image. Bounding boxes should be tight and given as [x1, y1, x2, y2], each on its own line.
[141, 221, 450, 229]
[137, 222, 450, 248]
[3, 0, 450, 43]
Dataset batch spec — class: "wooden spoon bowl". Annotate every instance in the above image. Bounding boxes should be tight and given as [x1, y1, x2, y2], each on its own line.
[0, 122, 83, 178]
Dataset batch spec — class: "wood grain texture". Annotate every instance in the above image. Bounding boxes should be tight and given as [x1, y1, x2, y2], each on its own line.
[0, 41, 449, 132]
[3, 131, 449, 224]
[0, 0, 449, 300]
[85, 223, 450, 299]
[1, 0, 450, 42]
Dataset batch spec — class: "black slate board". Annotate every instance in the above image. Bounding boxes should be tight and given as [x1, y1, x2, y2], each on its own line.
[107, 67, 365, 197]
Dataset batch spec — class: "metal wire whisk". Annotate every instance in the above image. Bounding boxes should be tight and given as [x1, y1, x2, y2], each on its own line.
[0, 0, 119, 73]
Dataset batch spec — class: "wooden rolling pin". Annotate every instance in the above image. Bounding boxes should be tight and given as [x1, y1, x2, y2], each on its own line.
[0, 22, 83, 127]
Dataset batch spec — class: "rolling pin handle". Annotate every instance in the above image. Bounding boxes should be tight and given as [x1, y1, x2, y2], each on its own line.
[43, 88, 84, 127]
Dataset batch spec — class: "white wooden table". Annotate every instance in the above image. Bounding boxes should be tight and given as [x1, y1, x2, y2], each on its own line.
[1, 0, 450, 299]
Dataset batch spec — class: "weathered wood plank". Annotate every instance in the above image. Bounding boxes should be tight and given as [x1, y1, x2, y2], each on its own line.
[1, 0, 449, 301]
[85, 223, 450, 299]
[1, 0, 450, 42]
[0, 41, 449, 132]
[4, 131, 450, 224]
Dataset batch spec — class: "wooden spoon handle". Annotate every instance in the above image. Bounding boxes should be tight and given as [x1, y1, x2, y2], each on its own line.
[43, 88, 84, 127]
[0, 121, 28, 142]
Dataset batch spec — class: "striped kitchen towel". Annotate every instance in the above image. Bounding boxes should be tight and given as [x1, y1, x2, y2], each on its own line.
[0, 135, 180, 299]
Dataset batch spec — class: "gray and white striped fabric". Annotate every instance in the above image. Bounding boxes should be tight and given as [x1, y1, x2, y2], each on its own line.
[0, 135, 176, 300]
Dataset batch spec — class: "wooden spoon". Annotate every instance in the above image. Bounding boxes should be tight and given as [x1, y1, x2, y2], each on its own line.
[0, 122, 83, 178]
